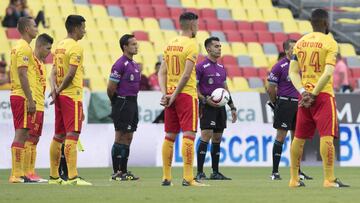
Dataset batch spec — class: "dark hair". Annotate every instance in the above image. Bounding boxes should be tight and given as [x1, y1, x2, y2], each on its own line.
[17, 16, 33, 34]
[36, 33, 54, 45]
[65, 15, 86, 33]
[204, 36, 220, 48]
[179, 12, 198, 29]
[277, 52, 286, 61]
[311, 9, 328, 27]
[155, 62, 161, 67]
[282, 39, 297, 52]
[119, 34, 135, 52]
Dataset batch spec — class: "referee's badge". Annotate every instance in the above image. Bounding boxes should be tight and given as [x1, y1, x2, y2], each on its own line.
[130, 74, 134, 81]
[208, 78, 214, 84]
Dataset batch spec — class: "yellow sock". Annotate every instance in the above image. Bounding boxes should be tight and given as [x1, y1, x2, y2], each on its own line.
[162, 138, 174, 181]
[64, 138, 78, 179]
[23, 141, 32, 176]
[11, 142, 25, 177]
[50, 138, 63, 178]
[320, 136, 336, 182]
[290, 137, 305, 184]
[29, 143, 37, 174]
[182, 136, 195, 182]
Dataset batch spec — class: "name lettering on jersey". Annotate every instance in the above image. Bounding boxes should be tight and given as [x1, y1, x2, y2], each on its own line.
[268, 72, 278, 81]
[55, 49, 66, 54]
[280, 62, 288, 68]
[203, 63, 210, 68]
[166, 46, 184, 52]
[297, 41, 323, 49]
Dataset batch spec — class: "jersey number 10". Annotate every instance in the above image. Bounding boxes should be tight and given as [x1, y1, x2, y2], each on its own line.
[298, 51, 321, 73]
[166, 55, 180, 75]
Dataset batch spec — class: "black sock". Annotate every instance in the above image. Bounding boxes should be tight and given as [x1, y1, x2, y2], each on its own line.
[111, 143, 122, 173]
[272, 140, 283, 173]
[211, 142, 220, 173]
[119, 144, 130, 173]
[197, 140, 208, 173]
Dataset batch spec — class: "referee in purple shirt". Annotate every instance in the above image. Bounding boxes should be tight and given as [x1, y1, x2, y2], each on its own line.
[195, 37, 237, 181]
[107, 34, 141, 181]
[267, 39, 312, 181]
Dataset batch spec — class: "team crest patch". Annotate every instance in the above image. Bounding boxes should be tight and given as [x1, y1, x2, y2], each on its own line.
[208, 78, 214, 85]
[130, 74, 134, 81]
[76, 56, 81, 63]
[23, 56, 29, 62]
[192, 54, 197, 60]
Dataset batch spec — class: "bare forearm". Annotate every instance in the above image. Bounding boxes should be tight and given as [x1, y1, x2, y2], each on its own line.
[158, 63, 167, 95]
[173, 74, 190, 96]
[267, 85, 277, 103]
[289, 60, 304, 93]
[58, 74, 74, 92]
[19, 74, 33, 101]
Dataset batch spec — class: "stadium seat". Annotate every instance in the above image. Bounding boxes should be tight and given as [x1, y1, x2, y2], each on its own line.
[226, 31, 243, 42]
[288, 33, 302, 40]
[196, 31, 210, 44]
[75, 5, 93, 20]
[163, 30, 178, 42]
[196, 0, 212, 9]
[121, 0, 136, 5]
[200, 9, 217, 19]
[6, 28, 21, 39]
[154, 6, 170, 18]
[212, 0, 228, 9]
[104, 0, 120, 5]
[221, 43, 233, 56]
[60, 4, 76, 17]
[252, 21, 267, 31]
[112, 18, 130, 32]
[273, 32, 288, 43]
[95, 17, 113, 31]
[136, 0, 151, 5]
[251, 55, 269, 67]
[256, 0, 273, 8]
[242, 31, 258, 42]
[91, 5, 108, 18]
[339, 43, 357, 57]
[247, 42, 264, 54]
[122, 6, 139, 17]
[151, 0, 166, 5]
[242, 0, 257, 8]
[226, 65, 243, 78]
[107, 5, 123, 17]
[257, 68, 268, 79]
[143, 18, 160, 30]
[216, 9, 232, 20]
[232, 42, 248, 56]
[282, 20, 299, 33]
[263, 43, 278, 56]
[242, 67, 258, 78]
[169, 7, 184, 19]
[232, 77, 250, 91]
[205, 19, 221, 31]
[231, 8, 247, 21]
[181, 0, 197, 8]
[247, 8, 264, 22]
[221, 20, 237, 31]
[297, 20, 313, 34]
[138, 41, 155, 54]
[248, 77, 264, 89]
[128, 18, 145, 31]
[159, 18, 175, 30]
[91, 42, 109, 53]
[211, 31, 227, 42]
[257, 32, 274, 43]
[133, 31, 149, 41]
[222, 55, 237, 66]
[237, 21, 252, 31]
[277, 8, 294, 21]
[166, 0, 182, 7]
[346, 56, 360, 68]
[138, 5, 155, 18]
[268, 21, 283, 33]
[262, 8, 278, 22]
[74, 0, 89, 4]
[350, 69, 360, 78]
[237, 55, 253, 67]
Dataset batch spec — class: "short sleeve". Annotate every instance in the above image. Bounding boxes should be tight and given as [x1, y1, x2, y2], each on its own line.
[267, 64, 281, 85]
[69, 45, 83, 67]
[185, 41, 199, 63]
[16, 46, 31, 68]
[325, 39, 338, 66]
[196, 64, 202, 81]
[109, 62, 124, 83]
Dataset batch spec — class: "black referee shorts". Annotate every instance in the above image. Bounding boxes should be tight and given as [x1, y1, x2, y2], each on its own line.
[199, 103, 227, 132]
[111, 96, 139, 133]
[273, 97, 298, 131]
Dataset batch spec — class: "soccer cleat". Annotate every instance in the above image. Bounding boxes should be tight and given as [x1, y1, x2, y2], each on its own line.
[9, 176, 25, 183]
[195, 172, 207, 180]
[270, 172, 282, 180]
[182, 179, 210, 187]
[48, 177, 65, 185]
[209, 172, 231, 180]
[27, 173, 48, 183]
[66, 177, 92, 186]
[120, 171, 140, 181]
[299, 171, 313, 180]
[323, 178, 350, 188]
[110, 171, 122, 181]
[161, 179, 173, 186]
[289, 180, 305, 187]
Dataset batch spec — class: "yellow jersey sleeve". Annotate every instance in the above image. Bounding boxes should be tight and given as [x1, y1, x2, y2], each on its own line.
[69, 45, 83, 67]
[16, 46, 32, 68]
[325, 38, 338, 66]
[185, 41, 198, 63]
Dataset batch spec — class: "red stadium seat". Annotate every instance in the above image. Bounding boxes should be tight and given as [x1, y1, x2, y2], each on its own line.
[200, 9, 217, 19]
[169, 7, 184, 19]
[104, 0, 120, 5]
[257, 32, 274, 43]
[120, 0, 135, 5]
[221, 20, 237, 31]
[122, 6, 139, 17]
[241, 67, 258, 78]
[226, 65, 243, 78]
[252, 21, 267, 31]
[205, 19, 221, 31]
[89, 0, 105, 4]
[154, 6, 170, 18]
[273, 32, 288, 43]
[222, 55, 237, 65]
[350, 69, 360, 78]
[151, 0, 165, 5]
[276, 42, 283, 52]
[288, 33, 302, 40]
[226, 31, 243, 42]
[257, 68, 268, 79]
[236, 21, 252, 31]
[135, 0, 151, 5]
[138, 5, 154, 17]
[6, 28, 21, 39]
[133, 31, 149, 41]
[242, 31, 258, 42]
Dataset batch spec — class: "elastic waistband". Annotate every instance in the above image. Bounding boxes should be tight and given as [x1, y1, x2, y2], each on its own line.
[277, 96, 298, 102]
[117, 95, 137, 101]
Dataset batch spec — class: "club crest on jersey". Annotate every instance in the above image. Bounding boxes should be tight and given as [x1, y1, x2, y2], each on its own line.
[23, 56, 29, 62]
[208, 78, 214, 84]
[76, 56, 81, 63]
[130, 74, 134, 81]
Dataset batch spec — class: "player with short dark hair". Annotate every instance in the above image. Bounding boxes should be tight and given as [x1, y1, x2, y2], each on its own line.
[267, 39, 312, 181]
[48, 14, 91, 186]
[9, 16, 38, 183]
[23, 33, 53, 182]
[195, 36, 237, 181]
[108, 34, 140, 181]
[288, 8, 349, 188]
[159, 12, 208, 186]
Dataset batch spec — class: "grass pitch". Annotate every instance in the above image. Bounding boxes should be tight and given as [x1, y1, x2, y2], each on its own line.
[0, 167, 358, 203]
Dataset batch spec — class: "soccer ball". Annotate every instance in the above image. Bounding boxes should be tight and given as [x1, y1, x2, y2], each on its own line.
[210, 88, 230, 107]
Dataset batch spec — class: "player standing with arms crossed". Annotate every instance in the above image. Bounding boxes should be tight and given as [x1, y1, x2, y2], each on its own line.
[288, 8, 349, 188]
[159, 12, 207, 186]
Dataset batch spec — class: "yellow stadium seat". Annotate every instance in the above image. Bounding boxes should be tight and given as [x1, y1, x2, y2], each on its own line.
[112, 18, 130, 32]
[247, 8, 263, 22]
[128, 18, 145, 32]
[143, 18, 160, 31]
[247, 42, 264, 55]
[44, 4, 61, 17]
[53, 28, 67, 41]
[267, 56, 278, 70]
[83, 53, 96, 67]
[226, 77, 235, 91]
[231, 42, 248, 56]
[142, 53, 158, 70]
[148, 30, 164, 44]
[133, 54, 143, 64]
[211, 0, 228, 9]
[221, 43, 233, 56]
[337, 18, 358, 24]
[138, 41, 155, 54]
[94, 53, 112, 67]
[84, 65, 101, 78]
[163, 30, 179, 42]
[251, 55, 269, 67]
[231, 8, 248, 21]
[196, 31, 210, 44]
[90, 77, 107, 91]
[277, 8, 294, 21]
[91, 42, 109, 53]
[196, 0, 212, 9]
[227, 0, 242, 8]
[58, 0, 73, 5]
[241, 0, 257, 9]
[95, 17, 112, 30]
[108, 43, 122, 57]
[154, 40, 166, 55]
[262, 8, 278, 22]
[0, 41, 10, 56]
[49, 17, 64, 30]
[79, 40, 93, 52]
[297, 20, 313, 34]
[282, 20, 299, 33]
[91, 5, 108, 18]
[75, 5, 93, 20]
[256, 0, 273, 8]
[60, 4, 76, 17]
[101, 29, 118, 43]
[200, 42, 207, 55]
[232, 77, 250, 91]
[85, 29, 102, 41]
[339, 43, 357, 57]
[181, 0, 197, 8]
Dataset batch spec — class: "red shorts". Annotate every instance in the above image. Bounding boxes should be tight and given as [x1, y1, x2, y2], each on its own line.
[10, 95, 34, 130]
[29, 111, 44, 137]
[55, 95, 83, 134]
[295, 93, 338, 139]
[165, 93, 198, 133]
